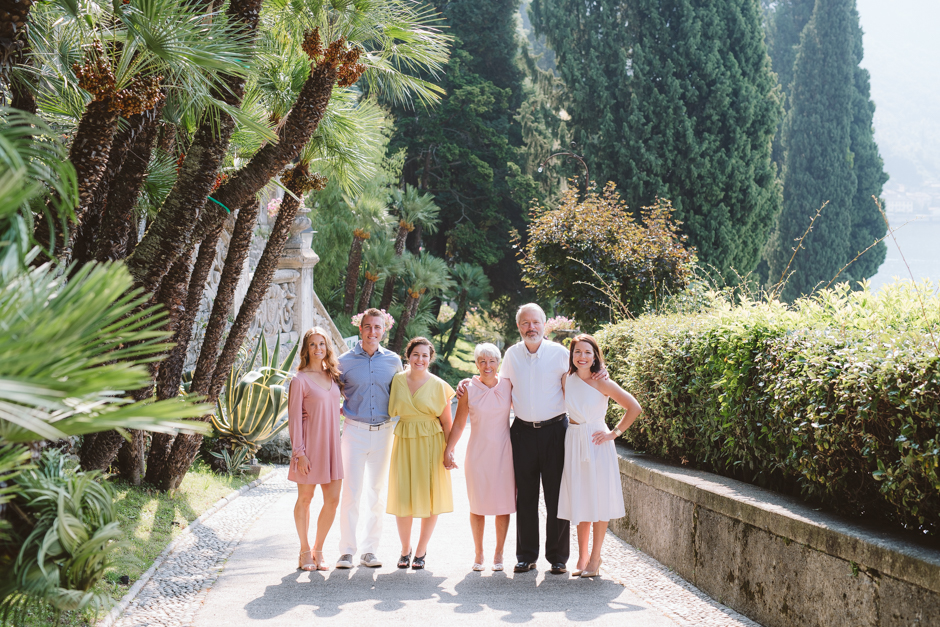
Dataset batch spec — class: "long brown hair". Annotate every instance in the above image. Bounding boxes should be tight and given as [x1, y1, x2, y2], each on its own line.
[298, 327, 343, 392]
[568, 333, 604, 375]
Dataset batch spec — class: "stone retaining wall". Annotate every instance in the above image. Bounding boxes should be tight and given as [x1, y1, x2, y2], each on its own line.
[611, 442, 940, 627]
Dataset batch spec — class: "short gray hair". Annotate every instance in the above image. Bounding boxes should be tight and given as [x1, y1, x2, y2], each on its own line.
[473, 343, 502, 363]
[515, 303, 546, 325]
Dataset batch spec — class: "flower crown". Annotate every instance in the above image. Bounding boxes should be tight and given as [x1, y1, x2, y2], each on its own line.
[351, 309, 395, 332]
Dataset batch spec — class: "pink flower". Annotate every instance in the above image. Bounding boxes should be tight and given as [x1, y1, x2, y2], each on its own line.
[266, 197, 282, 219]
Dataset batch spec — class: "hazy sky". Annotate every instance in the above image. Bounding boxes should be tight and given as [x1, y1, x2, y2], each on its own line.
[856, 0, 940, 187]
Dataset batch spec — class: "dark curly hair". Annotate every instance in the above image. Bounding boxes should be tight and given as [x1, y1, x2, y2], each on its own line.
[404, 336, 436, 362]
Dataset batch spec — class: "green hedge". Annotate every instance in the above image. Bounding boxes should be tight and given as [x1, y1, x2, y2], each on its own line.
[596, 282, 940, 537]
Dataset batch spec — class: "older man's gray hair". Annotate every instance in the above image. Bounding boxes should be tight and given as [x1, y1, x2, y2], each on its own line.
[515, 303, 546, 325]
[473, 342, 502, 363]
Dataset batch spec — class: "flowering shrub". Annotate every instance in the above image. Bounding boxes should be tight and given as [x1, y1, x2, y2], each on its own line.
[596, 280, 940, 537]
[522, 182, 695, 328]
[544, 316, 576, 337]
[463, 307, 503, 345]
[266, 197, 282, 219]
[351, 309, 395, 333]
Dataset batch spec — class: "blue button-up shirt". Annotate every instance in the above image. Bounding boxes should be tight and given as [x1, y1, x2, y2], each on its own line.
[339, 342, 403, 424]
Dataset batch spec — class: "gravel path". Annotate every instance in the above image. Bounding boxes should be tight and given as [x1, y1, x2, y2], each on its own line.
[103, 438, 761, 626]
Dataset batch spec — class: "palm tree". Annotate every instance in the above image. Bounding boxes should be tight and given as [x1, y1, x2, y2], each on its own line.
[379, 185, 441, 310]
[441, 263, 492, 359]
[343, 190, 391, 314]
[390, 252, 453, 353]
[357, 237, 398, 313]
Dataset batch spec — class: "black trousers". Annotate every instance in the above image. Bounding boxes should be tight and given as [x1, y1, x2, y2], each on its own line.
[510, 417, 569, 564]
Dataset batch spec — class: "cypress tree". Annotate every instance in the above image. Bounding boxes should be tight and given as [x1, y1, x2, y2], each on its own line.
[766, 0, 887, 299]
[842, 6, 889, 282]
[388, 0, 530, 297]
[530, 0, 783, 280]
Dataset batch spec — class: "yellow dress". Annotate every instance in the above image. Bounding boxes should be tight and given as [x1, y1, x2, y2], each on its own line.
[387, 372, 455, 518]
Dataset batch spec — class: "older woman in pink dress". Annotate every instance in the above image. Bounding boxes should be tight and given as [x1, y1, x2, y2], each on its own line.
[288, 327, 344, 572]
[444, 343, 514, 572]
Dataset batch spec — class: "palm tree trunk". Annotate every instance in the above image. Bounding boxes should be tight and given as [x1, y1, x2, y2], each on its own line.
[378, 274, 398, 311]
[390, 294, 417, 354]
[357, 273, 378, 313]
[343, 230, 367, 314]
[0, 0, 34, 99]
[115, 430, 146, 485]
[79, 429, 125, 472]
[393, 222, 409, 255]
[125, 0, 263, 296]
[95, 104, 162, 262]
[8, 41, 37, 115]
[144, 248, 199, 486]
[442, 291, 469, 358]
[71, 108, 154, 267]
[207, 165, 321, 401]
[34, 98, 119, 256]
[189, 198, 257, 397]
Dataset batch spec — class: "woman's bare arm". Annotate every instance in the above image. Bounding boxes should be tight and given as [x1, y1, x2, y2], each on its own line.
[591, 378, 642, 444]
[444, 394, 469, 468]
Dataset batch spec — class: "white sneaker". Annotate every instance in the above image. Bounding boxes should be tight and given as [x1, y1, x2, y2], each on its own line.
[360, 553, 382, 568]
[336, 554, 354, 569]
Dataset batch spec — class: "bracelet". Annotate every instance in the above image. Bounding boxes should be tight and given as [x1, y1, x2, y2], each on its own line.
[612, 428, 623, 437]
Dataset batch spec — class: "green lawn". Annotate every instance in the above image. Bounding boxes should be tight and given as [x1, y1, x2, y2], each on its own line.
[19, 460, 271, 627]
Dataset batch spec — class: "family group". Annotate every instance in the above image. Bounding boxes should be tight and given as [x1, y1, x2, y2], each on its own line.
[287, 304, 642, 578]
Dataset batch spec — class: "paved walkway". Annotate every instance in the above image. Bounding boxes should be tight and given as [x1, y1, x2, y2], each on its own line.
[112, 436, 761, 627]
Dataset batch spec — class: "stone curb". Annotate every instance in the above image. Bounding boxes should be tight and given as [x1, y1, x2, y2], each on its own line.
[615, 442, 940, 596]
[97, 469, 278, 627]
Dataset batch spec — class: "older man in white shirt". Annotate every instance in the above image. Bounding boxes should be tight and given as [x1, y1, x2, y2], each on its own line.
[501, 303, 572, 574]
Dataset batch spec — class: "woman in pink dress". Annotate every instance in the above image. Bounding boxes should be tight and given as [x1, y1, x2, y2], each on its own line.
[288, 326, 344, 572]
[444, 342, 514, 572]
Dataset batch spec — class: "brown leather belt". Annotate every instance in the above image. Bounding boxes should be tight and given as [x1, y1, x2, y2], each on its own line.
[514, 413, 567, 429]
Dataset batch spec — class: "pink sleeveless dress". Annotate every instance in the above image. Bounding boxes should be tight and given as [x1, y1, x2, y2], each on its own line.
[287, 371, 343, 485]
[464, 376, 515, 515]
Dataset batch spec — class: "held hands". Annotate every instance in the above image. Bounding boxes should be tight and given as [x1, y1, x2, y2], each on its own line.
[296, 454, 311, 475]
[443, 448, 458, 470]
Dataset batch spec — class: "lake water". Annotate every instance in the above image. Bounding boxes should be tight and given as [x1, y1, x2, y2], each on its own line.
[869, 216, 940, 291]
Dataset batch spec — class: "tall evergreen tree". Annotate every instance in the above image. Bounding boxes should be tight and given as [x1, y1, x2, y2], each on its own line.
[387, 0, 531, 297]
[530, 0, 783, 280]
[766, 0, 887, 299]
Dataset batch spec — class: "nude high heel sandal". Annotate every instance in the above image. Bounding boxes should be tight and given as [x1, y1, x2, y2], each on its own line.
[299, 550, 317, 571]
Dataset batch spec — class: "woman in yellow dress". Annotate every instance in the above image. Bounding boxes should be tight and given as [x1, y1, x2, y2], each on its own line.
[388, 337, 455, 570]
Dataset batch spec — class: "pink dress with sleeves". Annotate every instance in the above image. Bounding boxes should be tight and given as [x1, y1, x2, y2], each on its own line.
[286, 371, 343, 485]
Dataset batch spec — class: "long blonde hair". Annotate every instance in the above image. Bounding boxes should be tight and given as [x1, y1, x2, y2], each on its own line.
[298, 327, 343, 392]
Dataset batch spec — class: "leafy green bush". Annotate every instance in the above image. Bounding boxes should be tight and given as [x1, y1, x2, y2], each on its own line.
[0, 450, 119, 622]
[596, 280, 940, 536]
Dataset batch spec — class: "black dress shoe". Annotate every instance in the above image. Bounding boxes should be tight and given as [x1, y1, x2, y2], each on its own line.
[549, 563, 568, 575]
[513, 561, 537, 573]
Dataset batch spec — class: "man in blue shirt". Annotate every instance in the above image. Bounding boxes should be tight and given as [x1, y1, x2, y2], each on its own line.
[336, 308, 403, 569]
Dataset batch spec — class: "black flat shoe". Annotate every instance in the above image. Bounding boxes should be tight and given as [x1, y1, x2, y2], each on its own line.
[549, 562, 567, 575]
[412, 554, 426, 569]
[397, 551, 411, 569]
[513, 561, 536, 573]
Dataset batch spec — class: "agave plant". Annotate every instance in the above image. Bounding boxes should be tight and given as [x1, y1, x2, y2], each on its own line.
[211, 336, 299, 465]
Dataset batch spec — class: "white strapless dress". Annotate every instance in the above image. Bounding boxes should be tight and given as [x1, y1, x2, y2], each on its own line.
[557, 374, 626, 524]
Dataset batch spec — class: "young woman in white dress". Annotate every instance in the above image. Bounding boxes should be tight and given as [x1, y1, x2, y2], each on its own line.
[558, 334, 642, 578]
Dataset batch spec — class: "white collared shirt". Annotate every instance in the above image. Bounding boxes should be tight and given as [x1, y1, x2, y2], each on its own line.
[499, 339, 569, 422]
